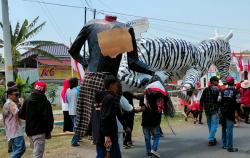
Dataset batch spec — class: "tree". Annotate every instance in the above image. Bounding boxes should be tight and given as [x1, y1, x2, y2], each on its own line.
[1, 17, 59, 78]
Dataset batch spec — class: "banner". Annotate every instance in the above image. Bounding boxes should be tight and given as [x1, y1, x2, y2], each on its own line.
[39, 66, 78, 80]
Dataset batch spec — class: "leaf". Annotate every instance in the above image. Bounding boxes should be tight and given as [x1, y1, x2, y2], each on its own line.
[15, 19, 28, 46]
[13, 22, 20, 40]
[20, 40, 57, 47]
[25, 76, 30, 84]
[25, 22, 45, 40]
[28, 16, 39, 31]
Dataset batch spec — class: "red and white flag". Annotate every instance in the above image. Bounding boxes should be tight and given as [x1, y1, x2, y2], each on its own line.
[248, 59, 250, 72]
[71, 57, 85, 80]
[232, 51, 240, 72]
[238, 52, 244, 72]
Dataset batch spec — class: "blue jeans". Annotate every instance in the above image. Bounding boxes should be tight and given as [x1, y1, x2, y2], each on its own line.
[70, 115, 80, 145]
[70, 115, 77, 129]
[143, 126, 160, 156]
[10, 136, 26, 158]
[96, 141, 121, 158]
[206, 112, 219, 141]
[222, 119, 234, 148]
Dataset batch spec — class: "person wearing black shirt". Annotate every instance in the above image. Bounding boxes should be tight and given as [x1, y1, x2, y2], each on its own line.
[96, 75, 122, 158]
[221, 76, 238, 152]
[200, 76, 220, 146]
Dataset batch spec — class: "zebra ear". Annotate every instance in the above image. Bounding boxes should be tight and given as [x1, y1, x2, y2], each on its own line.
[224, 30, 233, 41]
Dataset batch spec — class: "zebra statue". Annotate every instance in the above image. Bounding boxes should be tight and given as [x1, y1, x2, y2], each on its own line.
[118, 31, 233, 92]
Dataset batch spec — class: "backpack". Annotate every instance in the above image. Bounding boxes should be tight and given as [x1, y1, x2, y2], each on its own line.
[145, 89, 165, 113]
[221, 88, 236, 113]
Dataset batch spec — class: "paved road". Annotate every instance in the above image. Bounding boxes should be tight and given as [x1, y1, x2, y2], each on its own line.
[79, 123, 250, 158]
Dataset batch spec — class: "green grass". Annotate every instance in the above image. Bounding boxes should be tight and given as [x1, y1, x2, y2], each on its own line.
[0, 126, 73, 158]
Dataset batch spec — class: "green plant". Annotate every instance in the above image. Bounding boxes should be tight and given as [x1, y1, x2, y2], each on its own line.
[15, 76, 33, 99]
[46, 83, 59, 105]
[1, 17, 59, 79]
[0, 85, 6, 107]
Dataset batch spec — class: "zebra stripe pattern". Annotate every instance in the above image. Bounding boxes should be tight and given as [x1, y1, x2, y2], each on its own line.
[119, 34, 232, 93]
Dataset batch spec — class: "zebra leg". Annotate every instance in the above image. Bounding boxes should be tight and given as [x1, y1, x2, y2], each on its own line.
[182, 67, 202, 89]
[176, 68, 202, 102]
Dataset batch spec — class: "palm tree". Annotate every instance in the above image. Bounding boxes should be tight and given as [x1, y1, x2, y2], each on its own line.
[1, 16, 58, 78]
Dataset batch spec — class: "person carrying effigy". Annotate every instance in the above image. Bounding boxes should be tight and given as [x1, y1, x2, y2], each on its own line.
[68, 15, 155, 141]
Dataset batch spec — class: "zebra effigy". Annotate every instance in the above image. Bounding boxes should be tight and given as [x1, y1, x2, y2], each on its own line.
[118, 31, 233, 92]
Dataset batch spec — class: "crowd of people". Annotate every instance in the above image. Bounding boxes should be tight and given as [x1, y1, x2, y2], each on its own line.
[2, 74, 250, 158]
[180, 76, 250, 153]
[59, 75, 171, 158]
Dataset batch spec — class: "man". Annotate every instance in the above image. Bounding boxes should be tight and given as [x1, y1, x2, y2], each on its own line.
[221, 76, 238, 152]
[200, 76, 220, 146]
[69, 15, 154, 137]
[3, 88, 26, 158]
[96, 75, 121, 158]
[1, 81, 19, 154]
[1, 81, 18, 106]
[18, 81, 54, 158]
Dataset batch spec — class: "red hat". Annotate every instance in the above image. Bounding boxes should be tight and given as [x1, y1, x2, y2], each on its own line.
[226, 76, 234, 84]
[34, 81, 47, 93]
[235, 83, 241, 89]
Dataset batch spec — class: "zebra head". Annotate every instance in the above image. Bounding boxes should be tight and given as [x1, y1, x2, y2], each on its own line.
[212, 31, 233, 83]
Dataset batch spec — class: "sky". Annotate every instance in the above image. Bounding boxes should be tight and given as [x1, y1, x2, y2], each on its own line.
[1, 0, 250, 54]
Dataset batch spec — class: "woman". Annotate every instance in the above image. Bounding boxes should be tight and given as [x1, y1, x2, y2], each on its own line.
[240, 80, 250, 124]
[61, 79, 73, 132]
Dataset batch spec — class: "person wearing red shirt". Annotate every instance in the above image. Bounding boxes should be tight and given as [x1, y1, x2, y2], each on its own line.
[240, 80, 250, 124]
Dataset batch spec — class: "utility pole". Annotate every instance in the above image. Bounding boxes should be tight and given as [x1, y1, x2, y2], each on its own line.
[1, 0, 14, 86]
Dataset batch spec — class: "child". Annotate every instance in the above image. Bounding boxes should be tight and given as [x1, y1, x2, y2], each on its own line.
[66, 77, 80, 146]
[135, 80, 167, 158]
[221, 76, 238, 152]
[190, 82, 203, 124]
[95, 75, 122, 158]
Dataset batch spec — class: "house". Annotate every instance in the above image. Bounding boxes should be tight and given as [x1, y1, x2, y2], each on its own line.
[19, 44, 78, 84]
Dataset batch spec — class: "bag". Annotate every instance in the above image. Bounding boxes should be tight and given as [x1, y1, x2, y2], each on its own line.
[145, 89, 164, 112]
[222, 88, 235, 112]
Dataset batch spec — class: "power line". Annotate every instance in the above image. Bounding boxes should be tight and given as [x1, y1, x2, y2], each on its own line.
[22, 0, 250, 32]
[39, 4, 66, 43]
[83, 0, 91, 8]
[23, 0, 83, 8]
[43, 4, 68, 42]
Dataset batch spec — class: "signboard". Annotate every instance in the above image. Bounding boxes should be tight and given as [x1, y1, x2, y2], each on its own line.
[126, 17, 149, 39]
[39, 66, 78, 80]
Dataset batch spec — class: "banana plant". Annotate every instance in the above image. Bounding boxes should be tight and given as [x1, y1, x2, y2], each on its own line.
[1, 17, 59, 78]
